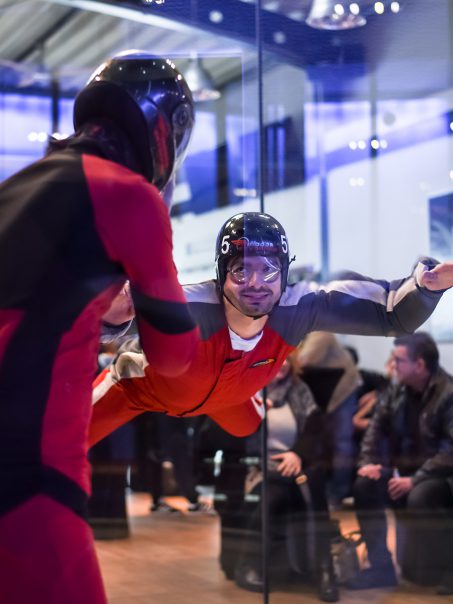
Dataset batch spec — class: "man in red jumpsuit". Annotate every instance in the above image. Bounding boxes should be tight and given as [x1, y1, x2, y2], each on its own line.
[91, 212, 453, 446]
[0, 51, 199, 604]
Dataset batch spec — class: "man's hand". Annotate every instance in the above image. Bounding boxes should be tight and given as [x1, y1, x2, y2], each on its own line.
[271, 451, 302, 477]
[252, 392, 273, 410]
[102, 282, 134, 325]
[357, 464, 382, 480]
[388, 476, 413, 500]
[420, 261, 453, 291]
[358, 390, 378, 409]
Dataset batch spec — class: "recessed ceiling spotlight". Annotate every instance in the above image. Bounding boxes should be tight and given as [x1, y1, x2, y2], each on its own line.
[273, 31, 287, 44]
[306, 0, 366, 29]
[374, 2, 385, 14]
[264, 1, 280, 11]
[390, 1, 400, 13]
[288, 10, 304, 20]
[349, 3, 360, 15]
[209, 10, 223, 23]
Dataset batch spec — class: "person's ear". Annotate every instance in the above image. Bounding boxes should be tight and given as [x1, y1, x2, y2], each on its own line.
[415, 357, 426, 374]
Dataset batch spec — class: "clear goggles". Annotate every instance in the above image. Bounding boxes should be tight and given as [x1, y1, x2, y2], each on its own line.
[227, 256, 282, 284]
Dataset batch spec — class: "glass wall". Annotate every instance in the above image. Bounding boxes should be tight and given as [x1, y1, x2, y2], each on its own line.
[1, 1, 453, 603]
[260, 2, 453, 603]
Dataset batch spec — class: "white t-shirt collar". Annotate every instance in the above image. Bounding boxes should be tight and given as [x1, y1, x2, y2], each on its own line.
[228, 326, 263, 352]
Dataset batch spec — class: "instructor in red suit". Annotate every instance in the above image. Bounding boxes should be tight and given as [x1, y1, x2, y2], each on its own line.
[0, 51, 199, 604]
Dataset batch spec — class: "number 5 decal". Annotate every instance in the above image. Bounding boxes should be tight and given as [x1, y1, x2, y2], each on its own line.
[281, 235, 288, 253]
[221, 235, 230, 254]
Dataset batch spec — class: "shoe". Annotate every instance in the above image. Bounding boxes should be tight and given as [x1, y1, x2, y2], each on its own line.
[234, 564, 264, 593]
[317, 562, 339, 602]
[187, 501, 215, 514]
[347, 565, 398, 590]
[187, 502, 203, 512]
[436, 577, 453, 595]
[150, 502, 178, 513]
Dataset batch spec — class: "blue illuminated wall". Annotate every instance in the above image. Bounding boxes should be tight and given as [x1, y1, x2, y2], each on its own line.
[0, 93, 52, 181]
[0, 91, 451, 220]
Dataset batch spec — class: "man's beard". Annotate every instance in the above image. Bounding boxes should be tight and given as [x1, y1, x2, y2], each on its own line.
[224, 286, 278, 317]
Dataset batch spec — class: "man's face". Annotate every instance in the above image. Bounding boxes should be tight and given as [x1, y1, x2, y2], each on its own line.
[223, 255, 282, 318]
[392, 345, 419, 386]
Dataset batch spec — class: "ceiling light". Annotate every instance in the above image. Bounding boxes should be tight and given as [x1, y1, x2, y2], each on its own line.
[390, 1, 400, 12]
[273, 31, 287, 44]
[374, 2, 385, 14]
[264, 1, 280, 11]
[288, 10, 304, 20]
[306, 0, 366, 30]
[184, 58, 221, 102]
[209, 10, 223, 23]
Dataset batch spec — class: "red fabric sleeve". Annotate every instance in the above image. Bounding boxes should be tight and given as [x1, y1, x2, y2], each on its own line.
[90, 369, 144, 447]
[83, 155, 199, 376]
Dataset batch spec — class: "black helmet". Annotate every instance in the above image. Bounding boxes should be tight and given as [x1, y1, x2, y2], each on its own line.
[73, 50, 194, 190]
[215, 212, 291, 294]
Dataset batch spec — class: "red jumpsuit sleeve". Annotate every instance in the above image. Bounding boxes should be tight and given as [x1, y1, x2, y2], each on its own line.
[83, 155, 199, 376]
[208, 397, 264, 437]
[89, 368, 144, 447]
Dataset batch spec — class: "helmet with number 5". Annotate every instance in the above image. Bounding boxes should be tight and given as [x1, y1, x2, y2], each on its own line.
[215, 212, 291, 295]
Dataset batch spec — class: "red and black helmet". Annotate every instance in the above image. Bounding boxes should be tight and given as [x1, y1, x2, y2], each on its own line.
[73, 50, 194, 191]
[215, 212, 291, 294]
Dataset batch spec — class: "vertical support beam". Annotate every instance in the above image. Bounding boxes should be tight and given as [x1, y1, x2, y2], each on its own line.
[50, 78, 60, 135]
[315, 80, 330, 282]
[256, 2, 270, 603]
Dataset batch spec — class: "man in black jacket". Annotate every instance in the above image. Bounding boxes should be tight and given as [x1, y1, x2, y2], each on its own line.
[350, 332, 453, 593]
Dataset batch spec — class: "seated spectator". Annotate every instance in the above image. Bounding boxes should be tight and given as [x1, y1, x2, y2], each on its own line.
[233, 358, 339, 602]
[293, 332, 361, 507]
[352, 353, 394, 440]
[350, 332, 453, 594]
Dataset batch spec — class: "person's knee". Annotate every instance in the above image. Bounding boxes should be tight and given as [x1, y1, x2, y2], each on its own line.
[353, 475, 380, 505]
[407, 480, 444, 511]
